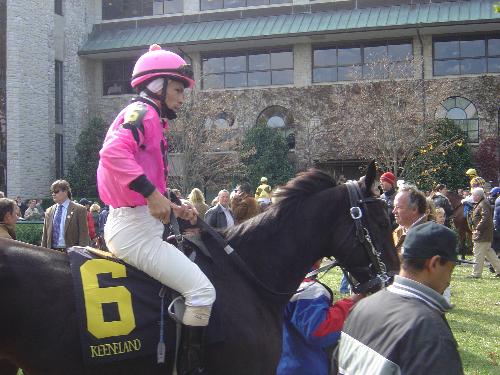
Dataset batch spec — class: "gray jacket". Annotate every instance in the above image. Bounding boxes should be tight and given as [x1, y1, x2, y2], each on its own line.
[338, 276, 463, 375]
[204, 204, 234, 229]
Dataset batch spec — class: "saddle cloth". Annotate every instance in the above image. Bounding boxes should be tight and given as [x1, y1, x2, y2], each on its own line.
[68, 246, 176, 365]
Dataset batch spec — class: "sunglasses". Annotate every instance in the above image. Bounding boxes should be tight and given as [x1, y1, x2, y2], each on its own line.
[51, 190, 61, 194]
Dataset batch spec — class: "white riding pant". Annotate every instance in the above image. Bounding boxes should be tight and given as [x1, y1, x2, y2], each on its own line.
[104, 206, 215, 326]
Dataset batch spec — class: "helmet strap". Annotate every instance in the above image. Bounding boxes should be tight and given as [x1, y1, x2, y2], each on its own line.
[143, 78, 177, 120]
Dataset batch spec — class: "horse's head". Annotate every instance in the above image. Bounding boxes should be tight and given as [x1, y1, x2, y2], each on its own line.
[320, 161, 400, 293]
[226, 163, 399, 296]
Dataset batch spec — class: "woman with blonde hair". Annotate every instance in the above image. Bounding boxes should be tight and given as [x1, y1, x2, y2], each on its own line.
[188, 188, 210, 218]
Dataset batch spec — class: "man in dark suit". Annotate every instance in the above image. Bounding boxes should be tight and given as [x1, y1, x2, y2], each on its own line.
[205, 189, 234, 229]
[41, 180, 89, 251]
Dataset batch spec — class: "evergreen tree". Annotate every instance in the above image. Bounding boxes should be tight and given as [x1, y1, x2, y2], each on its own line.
[404, 119, 472, 191]
[67, 117, 108, 199]
[240, 124, 294, 189]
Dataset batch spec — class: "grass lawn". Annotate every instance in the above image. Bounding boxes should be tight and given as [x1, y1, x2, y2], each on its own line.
[16, 261, 499, 375]
[320, 263, 500, 375]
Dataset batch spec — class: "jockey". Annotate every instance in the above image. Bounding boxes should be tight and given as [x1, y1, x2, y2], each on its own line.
[255, 177, 272, 206]
[466, 168, 486, 189]
[463, 168, 485, 230]
[97, 44, 215, 374]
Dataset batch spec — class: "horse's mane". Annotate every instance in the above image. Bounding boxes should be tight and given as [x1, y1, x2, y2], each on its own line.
[226, 169, 337, 245]
[272, 168, 337, 209]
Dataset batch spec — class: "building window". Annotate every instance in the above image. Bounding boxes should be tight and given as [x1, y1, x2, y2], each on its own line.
[205, 112, 235, 129]
[433, 35, 500, 76]
[55, 60, 63, 124]
[202, 50, 293, 89]
[102, 0, 158, 20]
[103, 59, 135, 96]
[153, 0, 183, 14]
[55, 134, 64, 178]
[200, 0, 290, 11]
[313, 40, 413, 83]
[435, 96, 479, 143]
[256, 105, 295, 149]
[55, 0, 63, 15]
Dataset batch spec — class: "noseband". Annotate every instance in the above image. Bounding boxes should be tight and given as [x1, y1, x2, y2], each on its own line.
[343, 181, 390, 294]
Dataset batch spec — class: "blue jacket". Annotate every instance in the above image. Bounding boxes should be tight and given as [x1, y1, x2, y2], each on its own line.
[494, 197, 500, 232]
[277, 280, 354, 375]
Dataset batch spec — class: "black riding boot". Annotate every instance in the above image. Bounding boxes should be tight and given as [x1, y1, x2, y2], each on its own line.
[178, 326, 206, 375]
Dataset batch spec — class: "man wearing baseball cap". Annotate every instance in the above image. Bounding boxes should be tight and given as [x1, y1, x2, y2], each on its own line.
[338, 221, 464, 375]
[380, 172, 398, 229]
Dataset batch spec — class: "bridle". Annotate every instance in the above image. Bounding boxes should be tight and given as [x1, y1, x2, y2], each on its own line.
[342, 181, 390, 294]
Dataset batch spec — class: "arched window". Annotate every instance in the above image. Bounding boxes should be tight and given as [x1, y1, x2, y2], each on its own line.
[256, 105, 295, 149]
[435, 96, 479, 143]
[205, 111, 235, 129]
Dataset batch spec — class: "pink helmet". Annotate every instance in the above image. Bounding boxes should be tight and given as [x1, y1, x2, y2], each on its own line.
[131, 44, 195, 89]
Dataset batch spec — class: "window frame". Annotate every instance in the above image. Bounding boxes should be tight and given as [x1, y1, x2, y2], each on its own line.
[312, 39, 413, 83]
[102, 0, 172, 20]
[55, 60, 63, 124]
[199, 0, 291, 11]
[55, 0, 63, 15]
[436, 96, 480, 144]
[432, 34, 500, 77]
[256, 105, 295, 149]
[102, 59, 136, 96]
[55, 134, 64, 179]
[202, 49, 294, 90]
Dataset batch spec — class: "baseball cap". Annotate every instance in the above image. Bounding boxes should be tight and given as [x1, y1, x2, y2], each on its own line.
[402, 221, 459, 263]
[79, 198, 92, 206]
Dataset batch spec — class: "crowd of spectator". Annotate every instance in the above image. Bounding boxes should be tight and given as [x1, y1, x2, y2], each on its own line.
[0, 180, 110, 250]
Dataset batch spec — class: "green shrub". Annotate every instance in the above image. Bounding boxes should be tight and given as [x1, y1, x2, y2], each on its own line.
[403, 119, 473, 191]
[67, 117, 108, 198]
[240, 124, 294, 189]
[16, 221, 43, 246]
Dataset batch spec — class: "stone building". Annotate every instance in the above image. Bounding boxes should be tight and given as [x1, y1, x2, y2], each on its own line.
[2, 0, 499, 196]
[0, 0, 6, 192]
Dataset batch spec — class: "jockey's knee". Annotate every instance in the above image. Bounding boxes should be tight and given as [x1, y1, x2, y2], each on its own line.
[182, 285, 216, 327]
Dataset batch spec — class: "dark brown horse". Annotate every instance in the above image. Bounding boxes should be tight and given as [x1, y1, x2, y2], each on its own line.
[0, 163, 399, 375]
[446, 191, 472, 258]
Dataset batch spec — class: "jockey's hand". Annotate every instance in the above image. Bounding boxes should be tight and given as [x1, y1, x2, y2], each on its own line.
[146, 190, 172, 223]
[171, 202, 199, 225]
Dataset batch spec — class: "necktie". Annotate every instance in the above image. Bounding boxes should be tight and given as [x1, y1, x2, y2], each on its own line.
[52, 204, 63, 248]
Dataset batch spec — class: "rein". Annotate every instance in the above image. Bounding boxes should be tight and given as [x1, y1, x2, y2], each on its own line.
[343, 181, 390, 294]
[195, 217, 298, 296]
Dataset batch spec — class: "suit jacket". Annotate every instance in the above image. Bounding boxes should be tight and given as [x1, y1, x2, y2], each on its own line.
[41, 201, 90, 249]
[205, 204, 234, 229]
[0, 224, 15, 239]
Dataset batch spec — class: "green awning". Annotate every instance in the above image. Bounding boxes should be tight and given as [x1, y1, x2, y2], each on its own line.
[79, 0, 500, 55]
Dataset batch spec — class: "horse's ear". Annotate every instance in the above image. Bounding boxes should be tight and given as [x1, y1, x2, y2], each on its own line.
[364, 160, 377, 196]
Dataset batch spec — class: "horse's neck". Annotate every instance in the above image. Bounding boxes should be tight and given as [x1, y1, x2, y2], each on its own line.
[231, 225, 320, 301]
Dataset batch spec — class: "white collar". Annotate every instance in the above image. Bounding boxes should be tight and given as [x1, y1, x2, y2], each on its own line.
[58, 199, 70, 209]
